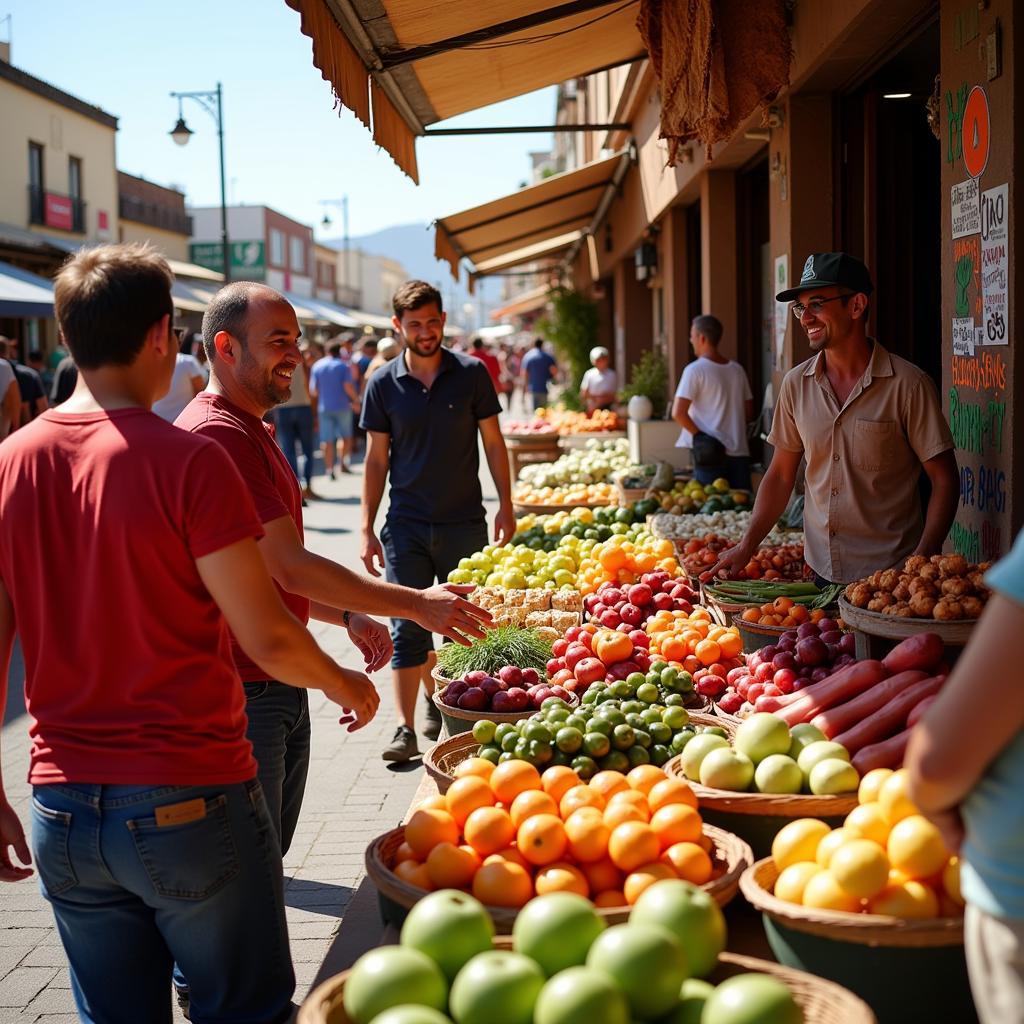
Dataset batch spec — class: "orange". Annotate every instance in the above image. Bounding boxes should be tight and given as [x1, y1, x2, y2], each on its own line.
[517, 813, 569, 866]
[472, 860, 534, 908]
[589, 771, 630, 800]
[694, 639, 721, 666]
[454, 756, 496, 781]
[593, 889, 627, 908]
[535, 862, 589, 897]
[463, 806, 515, 857]
[560, 785, 606, 818]
[650, 804, 703, 849]
[661, 637, 686, 662]
[510, 789, 559, 828]
[604, 800, 649, 829]
[418, 794, 448, 812]
[564, 810, 610, 863]
[607, 790, 651, 820]
[425, 842, 481, 889]
[626, 764, 668, 795]
[608, 821, 660, 873]
[648, 778, 698, 813]
[483, 847, 530, 870]
[489, 760, 542, 804]
[393, 841, 418, 864]
[624, 862, 677, 905]
[581, 857, 623, 894]
[404, 808, 459, 858]
[394, 859, 433, 890]
[661, 842, 713, 884]
[446, 776, 497, 827]
[717, 632, 743, 659]
[541, 765, 581, 805]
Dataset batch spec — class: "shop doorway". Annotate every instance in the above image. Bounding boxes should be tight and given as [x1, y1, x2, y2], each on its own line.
[836, 16, 941, 387]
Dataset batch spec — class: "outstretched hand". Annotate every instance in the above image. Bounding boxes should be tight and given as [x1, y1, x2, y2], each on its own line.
[417, 584, 493, 646]
[346, 613, 392, 672]
[700, 543, 752, 584]
[0, 802, 32, 883]
[329, 667, 381, 733]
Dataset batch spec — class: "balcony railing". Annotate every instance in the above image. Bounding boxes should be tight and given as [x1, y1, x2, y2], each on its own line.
[28, 186, 86, 233]
[118, 194, 192, 235]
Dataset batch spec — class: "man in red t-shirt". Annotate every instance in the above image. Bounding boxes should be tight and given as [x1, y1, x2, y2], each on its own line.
[470, 336, 504, 399]
[0, 244, 379, 1024]
[177, 282, 493, 852]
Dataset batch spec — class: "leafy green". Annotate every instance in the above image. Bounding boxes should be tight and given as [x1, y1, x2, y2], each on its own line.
[435, 626, 553, 678]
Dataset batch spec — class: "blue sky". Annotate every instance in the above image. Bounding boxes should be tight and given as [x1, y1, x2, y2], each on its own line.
[2, 1, 555, 238]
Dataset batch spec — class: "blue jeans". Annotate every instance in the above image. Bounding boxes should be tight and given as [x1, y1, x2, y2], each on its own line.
[31, 779, 293, 1024]
[382, 516, 489, 669]
[693, 456, 753, 491]
[275, 405, 315, 488]
[319, 408, 353, 444]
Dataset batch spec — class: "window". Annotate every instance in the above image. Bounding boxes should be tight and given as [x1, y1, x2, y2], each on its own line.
[290, 236, 305, 274]
[28, 142, 44, 223]
[269, 228, 284, 266]
[68, 156, 84, 231]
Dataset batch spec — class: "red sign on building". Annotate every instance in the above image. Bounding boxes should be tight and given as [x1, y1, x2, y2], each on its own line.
[44, 193, 74, 231]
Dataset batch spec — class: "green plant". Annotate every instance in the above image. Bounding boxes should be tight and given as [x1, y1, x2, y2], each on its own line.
[621, 350, 669, 419]
[537, 287, 598, 390]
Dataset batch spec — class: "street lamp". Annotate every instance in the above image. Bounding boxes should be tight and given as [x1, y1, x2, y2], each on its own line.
[319, 197, 350, 302]
[169, 83, 229, 283]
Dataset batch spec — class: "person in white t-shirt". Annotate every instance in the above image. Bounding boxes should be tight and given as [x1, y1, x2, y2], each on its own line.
[580, 346, 618, 413]
[671, 315, 754, 489]
[152, 330, 207, 422]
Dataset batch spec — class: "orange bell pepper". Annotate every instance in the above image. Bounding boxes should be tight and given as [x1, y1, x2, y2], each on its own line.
[592, 629, 634, 666]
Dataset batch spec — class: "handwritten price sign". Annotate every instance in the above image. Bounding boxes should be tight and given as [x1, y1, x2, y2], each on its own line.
[980, 183, 1009, 347]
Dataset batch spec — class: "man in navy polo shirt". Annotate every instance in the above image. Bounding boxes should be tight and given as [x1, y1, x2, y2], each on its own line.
[360, 280, 515, 762]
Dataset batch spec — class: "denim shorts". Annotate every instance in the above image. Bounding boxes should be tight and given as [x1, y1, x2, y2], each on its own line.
[319, 408, 353, 443]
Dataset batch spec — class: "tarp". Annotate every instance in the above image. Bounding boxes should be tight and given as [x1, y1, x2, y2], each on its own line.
[490, 284, 550, 320]
[0, 260, 54, 317]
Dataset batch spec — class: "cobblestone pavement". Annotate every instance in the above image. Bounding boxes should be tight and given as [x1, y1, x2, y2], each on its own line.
[0, 443, 503, 1022]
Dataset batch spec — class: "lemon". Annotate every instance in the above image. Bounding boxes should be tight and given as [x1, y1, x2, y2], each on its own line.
[774, 862, 823, 905]
[886, 815, 948, 880]
[857, 768, 893, 806]
[802, 870, 861, 913]
[868, 880, 939, 919]
[943, 857, 964, 907]
[816, 828, 855, 869]
[878, 769, 917, 826]
[843, 803, 891, 846]
[771, 819, 832, 871]
[829, 839, 890, 899]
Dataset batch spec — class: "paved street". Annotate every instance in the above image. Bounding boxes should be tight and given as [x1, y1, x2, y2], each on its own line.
[0, 444, 503, 1022]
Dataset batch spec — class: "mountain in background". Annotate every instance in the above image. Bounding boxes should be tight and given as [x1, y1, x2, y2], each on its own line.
[321, 223, 503, 329]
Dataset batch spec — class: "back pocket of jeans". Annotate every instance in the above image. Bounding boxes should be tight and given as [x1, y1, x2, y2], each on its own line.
[30, 798, 77, 897]
[127, 794, 239, 900]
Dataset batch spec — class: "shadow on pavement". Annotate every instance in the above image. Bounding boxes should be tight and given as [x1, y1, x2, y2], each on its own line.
[284, 878, 354, 916]
[385, 758, 423, 774]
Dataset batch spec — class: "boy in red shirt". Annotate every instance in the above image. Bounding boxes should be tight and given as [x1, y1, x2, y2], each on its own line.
[0, 244, 378, 1024]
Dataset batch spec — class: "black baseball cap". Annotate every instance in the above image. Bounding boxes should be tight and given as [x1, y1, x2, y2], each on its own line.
[776, 252, 874, 302]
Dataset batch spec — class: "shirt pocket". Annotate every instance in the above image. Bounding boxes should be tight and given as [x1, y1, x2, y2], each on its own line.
[852, 419, 897, 472]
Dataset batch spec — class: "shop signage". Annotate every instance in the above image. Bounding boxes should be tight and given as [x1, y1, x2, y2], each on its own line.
[189, 240, 265, 279]
[44, 193, 74, 231]
[951, 317, 976, 357]
[951, 178, 980, 239]
[962, 85, 990, 179]
[980, 183, 1008, 347]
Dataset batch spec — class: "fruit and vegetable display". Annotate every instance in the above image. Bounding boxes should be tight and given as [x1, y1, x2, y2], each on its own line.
[516, 438, 630, 492]
[842, 553, 991, 620]
[642, 609, 744, 694]
[729, 636, 948, 773]
[722, 586, 842, 626]
[545, 623, 652, 695]
[470, 588, 583, 633]
[650, 511, 795, 545]
[533, 407, 624, 434]
[344, 884, 807, 1024]
[512, 503, 660, 552]
[674, 713, 859, 796]
[582, 574, 698, 628]
[435, 627, 553, 681]
[514, 481, 619, 508]
[769, 768, 962, 919]
[502, 420, 561, 437]
[681, 540, 812, 582]
[438, 671, 575, 716]
[396, 761, 729, 909]
[612, 463, 659, 492]
[648, 477, 753, 516]
[471, 685, 717, 774]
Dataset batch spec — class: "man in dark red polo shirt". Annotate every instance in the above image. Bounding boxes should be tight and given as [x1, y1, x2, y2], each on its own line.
[177, 282, 491, 852]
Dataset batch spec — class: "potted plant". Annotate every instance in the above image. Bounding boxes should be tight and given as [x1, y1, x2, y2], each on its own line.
[622, 350, 668, 421]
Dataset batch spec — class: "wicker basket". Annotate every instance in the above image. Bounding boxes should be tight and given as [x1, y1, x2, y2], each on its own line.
[663, 758, 858, 858]
[431, 685, 579, 736]
[740, 857, 972, 1023]
[364, 822, 751, 933]
[299, 945, 875, 1024]
[711, 700, 746, 728]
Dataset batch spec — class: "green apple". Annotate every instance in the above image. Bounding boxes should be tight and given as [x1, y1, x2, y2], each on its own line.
[449, 950, 544, 1024]
[734, 713, 791, 764]
[796, 741, 851, 777]
[787, 722, 827, 759]
[512, 892, 605, 977]
[679, 733, 729, 782]
[702, 973, 803, 1024]
[369, 1008, 451, 1024]
[662, 978, 716, 1024]
[754, 754, 804, 795]
[629, 879, 726, 978]
[699, 747, 755, 792]
[533, 966, 630, 1024]
[809, 758, 860, 795]
[586, 923, 689, 1019]
[401, 889, 495, 982]
[344, 947, 448, 1024]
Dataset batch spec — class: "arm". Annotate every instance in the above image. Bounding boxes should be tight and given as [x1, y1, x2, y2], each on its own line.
[906, 593, 1024, 843]
[702, 447, 803, 580]
[195, 537, 379, 730]
[0, 381, 17, 437]
[360, 430, 389, 577]
[672, 396, 699, 435]
[911, 450, 960, 556]
[479, 414, 515, 545]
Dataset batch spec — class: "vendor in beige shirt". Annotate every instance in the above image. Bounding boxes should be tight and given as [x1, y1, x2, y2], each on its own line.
[705, 252, 959, 584]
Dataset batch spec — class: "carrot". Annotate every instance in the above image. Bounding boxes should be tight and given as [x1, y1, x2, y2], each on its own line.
[852, 730, 912, 773]
[811, 670, 929, 739]
[882, 633, 944, 674]
[774, 660, 887, 727]
[833, 674, 946, 753]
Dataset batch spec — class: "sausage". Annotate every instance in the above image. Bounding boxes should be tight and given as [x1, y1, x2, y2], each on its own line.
[774, 660, 887, 727]
[810, 670, 929, 739]
[832, 674, 946, 753]
[882, 633, 944, 674]
[851, 730, 912, 773]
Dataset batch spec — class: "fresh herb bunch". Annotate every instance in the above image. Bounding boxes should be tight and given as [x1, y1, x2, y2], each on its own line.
[435, 626, 553, 678]
[704, 580, 843, 610]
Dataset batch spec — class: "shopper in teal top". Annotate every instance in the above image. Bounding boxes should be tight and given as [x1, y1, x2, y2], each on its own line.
[907, 528, 1024, 1024]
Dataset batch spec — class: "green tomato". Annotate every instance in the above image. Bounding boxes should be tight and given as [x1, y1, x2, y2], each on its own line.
[663, 706, 690, 730]
[571, 755, 598, 780]
[650, 744, 671, 767]
[479, 746, 501, 765]
[556, 727, 584, 754]
[636, 682, 661, 704]
[582, 732, 611, 759]
[472, 720, 497, 745]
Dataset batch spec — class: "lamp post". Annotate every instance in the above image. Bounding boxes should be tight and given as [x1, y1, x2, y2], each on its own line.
[319, 197, 349, 302]
[170, 83, 229, 283]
